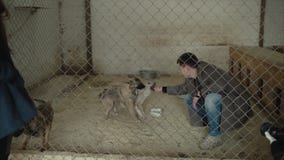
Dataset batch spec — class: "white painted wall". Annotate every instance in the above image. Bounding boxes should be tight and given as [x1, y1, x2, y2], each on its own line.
[5, 0, 283, 85]
[264, 0, 284, 47]
[59, 0, 87, 68]
[90, 0, 260, 74]
[5, 0, 60, 86]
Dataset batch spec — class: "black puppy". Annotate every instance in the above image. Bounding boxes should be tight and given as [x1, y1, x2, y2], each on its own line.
[260, 122, 284, 160]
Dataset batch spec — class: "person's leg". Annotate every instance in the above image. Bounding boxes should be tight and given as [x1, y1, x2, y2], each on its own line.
[184, 95, 207, 126]
[0, 134, 13, 160]
[200, 93, 223, 149]
[205, 93, 222, 136]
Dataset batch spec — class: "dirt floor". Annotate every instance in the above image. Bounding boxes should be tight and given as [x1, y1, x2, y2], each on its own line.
[11, 74, 274, 159]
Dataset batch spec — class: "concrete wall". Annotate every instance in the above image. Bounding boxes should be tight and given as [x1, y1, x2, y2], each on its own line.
[90, 0, 261, 74]
[5, 0, 60, 86]
[264, 0, 284, 47]
[59, 0, 88, 69]
[4, 0, 283, 85]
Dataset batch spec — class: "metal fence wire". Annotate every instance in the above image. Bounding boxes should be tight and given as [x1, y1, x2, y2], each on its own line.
[3, 0, 284, 159]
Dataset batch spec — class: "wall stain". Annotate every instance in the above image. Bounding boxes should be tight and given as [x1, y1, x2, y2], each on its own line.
[138, 24, 239, 47]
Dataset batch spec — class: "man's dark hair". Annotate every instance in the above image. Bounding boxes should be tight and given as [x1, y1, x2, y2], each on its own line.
[177, 52, 199, 68]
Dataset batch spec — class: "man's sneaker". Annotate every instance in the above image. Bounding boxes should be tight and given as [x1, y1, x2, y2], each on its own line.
[199, 135, 223, 150]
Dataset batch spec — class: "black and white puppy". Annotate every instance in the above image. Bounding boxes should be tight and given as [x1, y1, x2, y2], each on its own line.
[135, 81, 155, 119]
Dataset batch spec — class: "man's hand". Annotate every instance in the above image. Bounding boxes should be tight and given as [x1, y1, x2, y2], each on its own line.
[192, 91, 201, 109]
[153, 85, 163, 92]
[192, 96, 199, 110]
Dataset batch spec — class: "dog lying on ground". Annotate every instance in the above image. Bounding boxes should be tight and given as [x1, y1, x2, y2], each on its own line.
[22, 99, 54, 152]
[99, 77, 155, 120]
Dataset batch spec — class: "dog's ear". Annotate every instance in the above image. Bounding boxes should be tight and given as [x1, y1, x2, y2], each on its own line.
[128, 78, 145, 89]
[134, 77, 145, 89]
[136, 83, 145, 89]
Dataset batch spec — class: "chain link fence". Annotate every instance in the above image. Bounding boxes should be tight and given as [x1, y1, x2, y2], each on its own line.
[3, 0, 284, 159]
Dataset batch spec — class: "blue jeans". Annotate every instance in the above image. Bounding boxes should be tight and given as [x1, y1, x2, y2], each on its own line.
[185, 93, 222, 136]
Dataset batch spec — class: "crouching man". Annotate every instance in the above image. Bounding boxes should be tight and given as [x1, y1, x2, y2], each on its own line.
[154, 52, 253, 150]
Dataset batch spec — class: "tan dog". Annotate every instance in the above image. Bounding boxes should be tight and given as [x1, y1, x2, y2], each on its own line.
[22, 99, 54, 152]
[99, 77, 154, 120]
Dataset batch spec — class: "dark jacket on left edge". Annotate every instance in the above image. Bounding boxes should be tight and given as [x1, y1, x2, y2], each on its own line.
[0, 49, 36, 139]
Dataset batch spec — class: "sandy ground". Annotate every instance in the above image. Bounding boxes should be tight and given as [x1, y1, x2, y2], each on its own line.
[11, 74, 274, 159]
